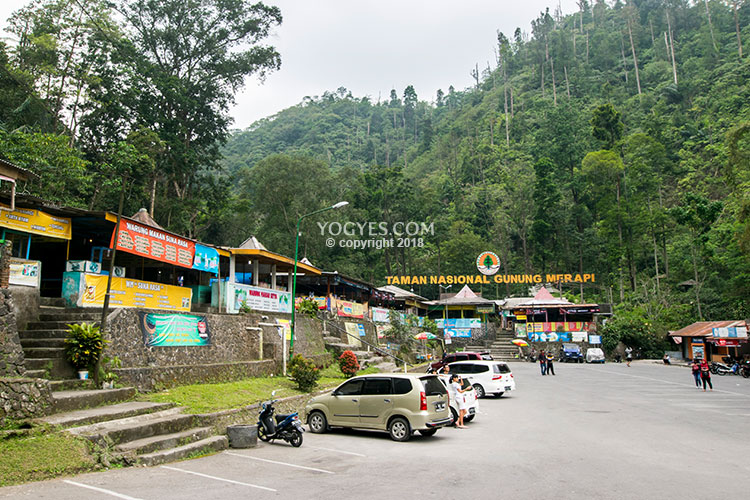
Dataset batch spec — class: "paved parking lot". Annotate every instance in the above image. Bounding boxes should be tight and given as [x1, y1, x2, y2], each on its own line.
[3, 361, 750, 499]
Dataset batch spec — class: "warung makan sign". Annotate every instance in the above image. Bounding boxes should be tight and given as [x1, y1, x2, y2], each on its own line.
[111, 219, 195, 269]
[75, 274, 192, 311]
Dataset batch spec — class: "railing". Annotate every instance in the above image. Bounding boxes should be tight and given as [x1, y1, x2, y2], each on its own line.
[319, 318, 414, 373]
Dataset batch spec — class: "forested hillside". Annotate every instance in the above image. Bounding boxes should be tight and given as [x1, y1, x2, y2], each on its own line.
[223, 0, 750, 341]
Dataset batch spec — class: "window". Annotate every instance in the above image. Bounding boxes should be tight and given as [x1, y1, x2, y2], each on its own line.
[362, 378, 392, 395]
[420, 376, 447, 396]
[474, 365, 489, 373]
[455, 354, 469, 362]
[450, 364, 471, 374]
[392, 378, 412, 395]
[480, 354, 494, 360]
[493, 363, 511, 374]
[335, 379, 363, 396]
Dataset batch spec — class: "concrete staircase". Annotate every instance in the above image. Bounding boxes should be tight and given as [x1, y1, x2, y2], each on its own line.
[467, 330, 520, 361]
[19, 297, 100, 383]
[37, 389, 227, 467]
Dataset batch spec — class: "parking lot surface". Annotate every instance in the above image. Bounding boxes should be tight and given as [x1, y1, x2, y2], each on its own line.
[2, 361, 749, 499]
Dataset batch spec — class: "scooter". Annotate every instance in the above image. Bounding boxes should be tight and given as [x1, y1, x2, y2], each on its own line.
[711, 361, 738, 376]
[257, 392, 304, 447]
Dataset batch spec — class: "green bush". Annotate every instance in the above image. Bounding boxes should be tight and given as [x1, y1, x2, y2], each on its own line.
[289, 354, 320, 392]
[64, 323, 106, 371]
[296, 298, 319, 317]
[338, 350, 360, 377]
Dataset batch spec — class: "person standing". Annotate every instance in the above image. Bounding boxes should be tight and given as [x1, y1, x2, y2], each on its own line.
[691, 359, 702, 388]
[450, 374, 469, 428]
[625, 346, 633, 367]
[546, 351, 555, 376]
[539, 349, 547, 376]
[699, 358, 713, 391]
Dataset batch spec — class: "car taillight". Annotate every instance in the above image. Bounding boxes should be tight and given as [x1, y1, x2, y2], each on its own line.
[492, 375, 502, 380]
[420, 391, 427, 411]
[510, 373, 514, 378]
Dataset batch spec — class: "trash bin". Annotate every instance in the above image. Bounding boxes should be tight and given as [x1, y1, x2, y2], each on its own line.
[226, 424, 258, 448]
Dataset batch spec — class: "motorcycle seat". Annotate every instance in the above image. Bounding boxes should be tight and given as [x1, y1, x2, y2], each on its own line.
[275, 414, 293, 423]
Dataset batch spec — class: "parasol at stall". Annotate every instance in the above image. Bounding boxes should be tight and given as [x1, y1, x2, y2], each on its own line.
[511, 339, 529, 347]
[414, 332, 437, 340]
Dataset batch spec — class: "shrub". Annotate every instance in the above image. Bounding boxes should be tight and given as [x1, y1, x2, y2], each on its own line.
[296, 298, 319, 317]
[289, 354, 320, 392]
[338, 350, 360, 377]
[64, 323, 106, 372]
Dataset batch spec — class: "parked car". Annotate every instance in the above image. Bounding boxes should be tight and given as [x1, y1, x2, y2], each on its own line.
[304, 374, 452, 441]
[441, 360, 515, 398]
[586, 347, 605, 363]
[437, 374, 479, 424]
[430, 351, 493, 372]
[560, 343, 584, 363]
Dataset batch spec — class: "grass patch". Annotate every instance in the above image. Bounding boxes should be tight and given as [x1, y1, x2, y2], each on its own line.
[140, 364, 380, 414]
[0, 430, 98, 487]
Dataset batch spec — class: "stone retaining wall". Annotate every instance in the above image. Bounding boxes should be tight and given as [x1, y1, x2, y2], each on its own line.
[0, 377, 52, 426]
[0, 289, 24, 377]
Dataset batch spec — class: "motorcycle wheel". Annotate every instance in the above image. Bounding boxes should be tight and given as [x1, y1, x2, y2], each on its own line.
[257, 425, 271, 442]
[289, 429, 303, 448]
[717, 369, 726, 376]
[742, 369, 750, 379]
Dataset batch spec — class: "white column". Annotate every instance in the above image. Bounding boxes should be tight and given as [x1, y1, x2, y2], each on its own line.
[253, 260, 259, 286]
[229, 254, 236, 284]
[271, 264, 277, 290]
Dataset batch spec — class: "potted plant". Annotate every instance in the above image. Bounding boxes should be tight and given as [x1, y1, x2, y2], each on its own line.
[64, 323, 106, 380]
[99, 355, 121, 389]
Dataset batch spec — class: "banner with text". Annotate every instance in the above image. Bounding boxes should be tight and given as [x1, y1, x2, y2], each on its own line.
[192, 244, 219, 274]
[229, 283, 292, 314]
[9, 258, 40, 287]
[112, 220, 195, 269]
[372, 307, 390, 323]
[335, 299, 367, 319]
[0, 204, 71, 239]
[140, 312, 210, 346]
[80, 274, 192, 311]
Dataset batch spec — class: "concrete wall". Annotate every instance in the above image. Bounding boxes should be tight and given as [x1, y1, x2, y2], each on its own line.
[104, 309, 330, 391]
[0, 289, 25, 377]
[8, 286, 39, 331]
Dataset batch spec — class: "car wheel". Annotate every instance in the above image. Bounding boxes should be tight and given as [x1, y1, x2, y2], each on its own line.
[419, 428, 438, 437]
[472, 384, 485, 398]
[464, 415, 474, 422]
[308, 411, 327, 434]
[449, 407, 458, 425]
[579, 358, 584, 363]
[388, 417, 411, 442]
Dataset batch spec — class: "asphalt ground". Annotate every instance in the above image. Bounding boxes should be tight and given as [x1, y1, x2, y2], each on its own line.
[2, 361, 750, 499]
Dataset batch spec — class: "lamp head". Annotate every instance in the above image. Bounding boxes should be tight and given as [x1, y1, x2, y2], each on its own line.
[331, 201, 349, 209]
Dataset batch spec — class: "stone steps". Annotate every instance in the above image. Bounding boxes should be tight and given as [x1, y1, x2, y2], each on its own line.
[22, 346, 66, 359]
[136, 435, 228, 467]
[24, 358, 75, 379]
[115, 426, 215, 456]
[24, 369, 46, 378]
[40, 297, 65, 307]
[19, 338, 66, 348]
[38, 401, 174, 428]
[19, 329, 68, 340]
[26, 320, 81, 330]
[52, 387, 137, 413]
[70, 410, 196, 446]
[38, 312, 100, 322]
[49, 379, 94, 392]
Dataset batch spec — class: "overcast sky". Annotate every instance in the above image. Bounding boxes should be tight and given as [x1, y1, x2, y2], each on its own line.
[0, 0, 579, 130]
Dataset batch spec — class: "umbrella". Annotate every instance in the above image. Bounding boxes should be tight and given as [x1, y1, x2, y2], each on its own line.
[511, 339, 529, 347]
[414, 332, 437, 340]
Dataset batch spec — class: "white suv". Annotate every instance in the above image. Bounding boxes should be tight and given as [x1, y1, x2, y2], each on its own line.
[446, 360, 516, 398]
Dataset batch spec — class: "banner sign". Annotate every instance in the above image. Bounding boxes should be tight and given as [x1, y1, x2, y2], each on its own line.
[710, 339, 741, 346]
[344, 322, 362, 346]
[192, 244, 219, 274]
[515, 323, 527, 337]
[357, 324, 367, 337]
[589, 334, 602, 344]
[475, 304, 496, 313]
[437, 318, 481, 329]
[140, 312, 210, 346]
[112, 220, 195, 269]
[376, 324, 389, 339]
[711, 326, 748, 338]
[445, 328, 472, 338]
[75, 274, 192, 311]
[295, 296, 328, 310]
[386, 272, 595, 286]
[9, 258, 40, 287]
[229, 283, 292, 314]
[528, 322, 594, 333]
[372, 307, 390, 323]
[692, 345, 704, 359]
[277, 319, 291, 340]
[529, 332, 572, 342]
[0, 204, 71, 240]
[335, 299, 367, 319]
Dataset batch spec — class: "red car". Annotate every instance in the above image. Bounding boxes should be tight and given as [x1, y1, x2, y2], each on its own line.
[430, 352, 493, 372]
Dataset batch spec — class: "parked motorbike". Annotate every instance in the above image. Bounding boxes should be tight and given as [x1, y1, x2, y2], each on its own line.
[257, 392, 304, 447]
[711, 361, 739, 376]
[740, 362, 750, 379]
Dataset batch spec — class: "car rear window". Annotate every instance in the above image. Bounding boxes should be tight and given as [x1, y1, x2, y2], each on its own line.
[420, 376, 447, 396]
[474, 365, 489, 373]
[481, 354, 494, 360]
[392, 378, 412, 394]
[461, 379, 472, 390]
[492, 363, 511, 374]
[362, 378, 392, 395]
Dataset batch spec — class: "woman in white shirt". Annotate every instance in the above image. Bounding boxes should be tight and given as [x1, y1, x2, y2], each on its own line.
[449, 374, 469, 428]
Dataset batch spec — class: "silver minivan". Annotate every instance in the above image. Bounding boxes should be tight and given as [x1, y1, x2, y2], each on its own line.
[304, 374, 451, 441]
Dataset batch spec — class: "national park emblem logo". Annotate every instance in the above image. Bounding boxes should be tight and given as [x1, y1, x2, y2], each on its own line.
[476, 251, 500, 276]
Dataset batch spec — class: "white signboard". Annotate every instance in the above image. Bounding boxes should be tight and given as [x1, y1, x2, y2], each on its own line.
[9, 258, 41, 287]
[711, 326, 747, 339]
[228, 283, 292, 314]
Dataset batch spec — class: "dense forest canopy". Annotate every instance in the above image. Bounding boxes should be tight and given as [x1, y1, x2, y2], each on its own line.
[1, 0, 750, 349]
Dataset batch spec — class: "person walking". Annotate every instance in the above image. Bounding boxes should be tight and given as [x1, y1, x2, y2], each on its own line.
[539, 349, 547, 376]
[625, 346, 633, 367]
[699, 358, 713, 391]
[449, 374, 469, 428]
[691, 359, 702, 388]
[545, 351, 555, 376]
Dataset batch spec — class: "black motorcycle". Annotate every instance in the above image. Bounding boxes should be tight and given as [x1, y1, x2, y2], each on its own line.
[257, 392, 304, 447]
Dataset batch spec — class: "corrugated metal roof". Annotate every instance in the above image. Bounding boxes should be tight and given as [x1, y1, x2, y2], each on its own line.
[669, 320, 747, 337]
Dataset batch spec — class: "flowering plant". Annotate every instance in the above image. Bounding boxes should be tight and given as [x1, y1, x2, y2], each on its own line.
[64, 323, 106, 371]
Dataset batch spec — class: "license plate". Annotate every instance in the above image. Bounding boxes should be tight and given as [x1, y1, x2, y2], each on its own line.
[435, 402, 446, 411]
[468, 407, 475, 415]
[505, 386, 512, 391]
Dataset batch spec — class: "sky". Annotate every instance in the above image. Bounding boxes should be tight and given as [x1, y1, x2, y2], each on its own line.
[0, 0, 579, 130]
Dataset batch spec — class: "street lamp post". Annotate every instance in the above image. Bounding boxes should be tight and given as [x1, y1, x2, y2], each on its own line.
[290, 201, 348, 358]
